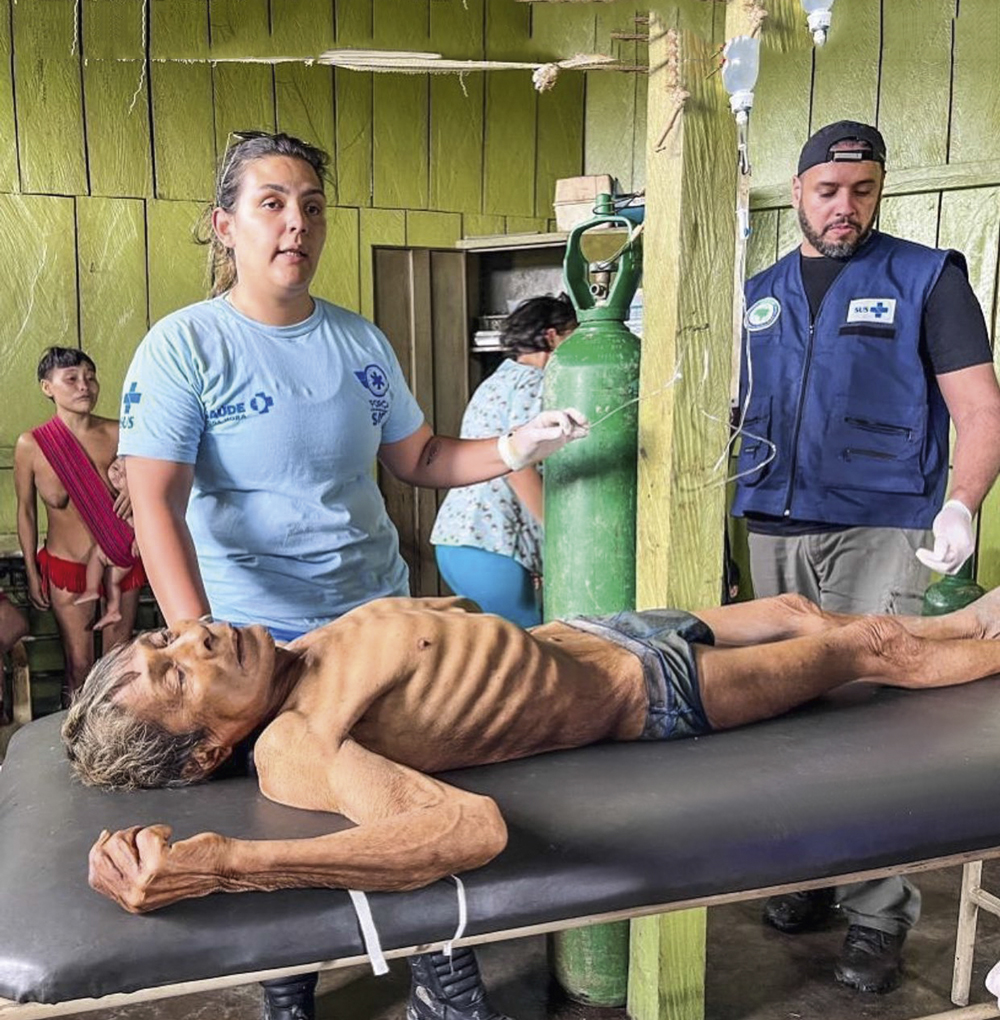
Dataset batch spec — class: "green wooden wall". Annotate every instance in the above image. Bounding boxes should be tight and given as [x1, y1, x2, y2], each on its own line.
[0, 0, 648, 543]
[742, 0, 1000, 589]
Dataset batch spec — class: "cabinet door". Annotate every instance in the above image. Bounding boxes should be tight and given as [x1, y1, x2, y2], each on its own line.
[373, 248, 473, 597]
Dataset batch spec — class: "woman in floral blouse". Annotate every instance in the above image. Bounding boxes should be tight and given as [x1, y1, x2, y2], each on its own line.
[430, 295, 577, 626]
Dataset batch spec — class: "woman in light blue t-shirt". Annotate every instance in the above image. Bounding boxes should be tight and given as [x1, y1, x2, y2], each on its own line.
[431, 296, 577, 627]
[117, 131, 587, 1020]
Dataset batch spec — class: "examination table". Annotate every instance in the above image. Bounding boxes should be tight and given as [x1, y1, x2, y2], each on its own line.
[2, 679, 1000, 1018]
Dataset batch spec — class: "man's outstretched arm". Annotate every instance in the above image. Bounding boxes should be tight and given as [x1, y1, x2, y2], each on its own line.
[88, 727, 508, 914]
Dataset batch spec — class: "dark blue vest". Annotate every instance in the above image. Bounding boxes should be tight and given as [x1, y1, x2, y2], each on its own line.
[732, 231, 955, 529]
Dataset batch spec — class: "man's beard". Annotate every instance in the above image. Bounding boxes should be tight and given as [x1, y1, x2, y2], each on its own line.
[797, 206, 875, 258]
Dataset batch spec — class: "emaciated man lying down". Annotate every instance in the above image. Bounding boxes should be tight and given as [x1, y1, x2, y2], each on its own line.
[64, 592, 1000, 914]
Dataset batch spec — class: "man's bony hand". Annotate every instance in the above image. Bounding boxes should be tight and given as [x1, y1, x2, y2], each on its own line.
[499, 408, 590, 472]
[915, 499, 975, 575]
[88, 825, 227, 913]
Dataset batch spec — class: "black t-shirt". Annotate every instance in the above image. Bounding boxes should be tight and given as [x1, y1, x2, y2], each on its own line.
[745, 247, 992, 536]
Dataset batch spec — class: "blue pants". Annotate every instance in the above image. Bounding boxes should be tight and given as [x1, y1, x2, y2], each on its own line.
[434, 545, 541, 628]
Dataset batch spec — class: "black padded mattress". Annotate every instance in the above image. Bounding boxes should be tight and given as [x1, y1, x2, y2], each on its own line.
[2, 679, 1000, 1004]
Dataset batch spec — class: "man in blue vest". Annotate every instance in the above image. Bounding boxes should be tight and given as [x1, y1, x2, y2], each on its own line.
[732, 121, 1000, 993]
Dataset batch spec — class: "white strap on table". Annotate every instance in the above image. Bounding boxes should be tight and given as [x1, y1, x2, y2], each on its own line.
[348, 889, 389, 976]
[441, 875, 468, 958]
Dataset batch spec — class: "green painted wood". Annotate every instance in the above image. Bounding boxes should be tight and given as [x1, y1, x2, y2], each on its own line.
[373, 0, 428, 52]
[878, 192, 940, 248]
[484, 72, 536, 216]
[12, 0, 87, 195]
[810, 0, 878, 130]
[584, 72, 634, 189]
[674, 0, 715, 38]
[213, 62, 276, 157]
[527, 3, 596, 60]
[429, 73, 484, 214]
[209, 0, 270, 59]
[275, 62, 336, 190]
[938, 187, 1000, 345]
[146, 199, 209, 324]
[632, 13, 648, 194]
[879, 0, 952, 171]
[312, 205, 360, 312]
[950, 0, 1000, 164]
[335, 0, 373, 46]
[749, 0, 812, 192]
[0, 195, 78, 443]
[359, 207, 406, 321]
[150, 0, 210, 59]
[76, 197, 148, 420]
[535, 71, 584, 219]
[82, 61, 153, 196]
[0, 468, 16, 538]
[82, 0, 153, 199]
[406, 210, 461, 249]
[484, 0, 530, 61]
[628, 909, 707, 1020]
[430, 0, 484, 60]
[463, 213, 505, 238]
[0, 0, 20, 192]
[372, 74, 428, 210]
[335, 69, 373, 207]
[151, 61, 215, 200]
[747, 209, 779, 276]
[269, 0, 335, 59]
[505, 215, 548, 234]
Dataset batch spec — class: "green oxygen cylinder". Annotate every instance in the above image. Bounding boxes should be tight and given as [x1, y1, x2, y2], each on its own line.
[922, 558, 985, 616]
[545, 194, 642, 1007]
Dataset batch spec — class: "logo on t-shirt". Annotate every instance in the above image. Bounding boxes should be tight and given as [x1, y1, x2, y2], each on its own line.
[745, 297, 781, 331]
[120, 381, 142, 430]
[354, 363, 391, 426]
[206, 390, 276, 428]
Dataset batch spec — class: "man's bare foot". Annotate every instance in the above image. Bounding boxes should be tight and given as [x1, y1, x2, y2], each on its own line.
[955, 587, 1000, 641]
[73, 592, 100, 607]
[93, 610, 123, 631]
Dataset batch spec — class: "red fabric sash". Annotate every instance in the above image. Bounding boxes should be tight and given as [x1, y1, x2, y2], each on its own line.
[31, 417, 137, 569]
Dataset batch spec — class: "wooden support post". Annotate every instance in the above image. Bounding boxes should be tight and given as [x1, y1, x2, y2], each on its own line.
[953, 861, 983, 1006]
[629, 2, 757, 1018]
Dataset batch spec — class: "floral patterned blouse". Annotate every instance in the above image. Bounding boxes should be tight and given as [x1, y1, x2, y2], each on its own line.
[430, 358, 544, 573]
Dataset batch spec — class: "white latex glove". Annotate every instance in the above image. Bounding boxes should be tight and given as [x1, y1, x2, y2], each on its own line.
[986, 959, 1000, 1007]
[915, 499, 975, 575]
[498, 408, 590, 472]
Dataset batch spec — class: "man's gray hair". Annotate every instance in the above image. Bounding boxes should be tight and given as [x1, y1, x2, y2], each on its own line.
[61, 638, 208, 790]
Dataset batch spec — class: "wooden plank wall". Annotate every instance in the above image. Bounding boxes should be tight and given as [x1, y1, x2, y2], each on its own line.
[0, 0, 652, 541]
[743, 0, 1000, 590]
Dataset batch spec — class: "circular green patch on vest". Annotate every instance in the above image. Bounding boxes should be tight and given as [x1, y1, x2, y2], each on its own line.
[745, 296, 781, 331]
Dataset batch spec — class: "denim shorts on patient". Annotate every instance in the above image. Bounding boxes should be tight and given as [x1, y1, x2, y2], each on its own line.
[565, 609, 715, 740]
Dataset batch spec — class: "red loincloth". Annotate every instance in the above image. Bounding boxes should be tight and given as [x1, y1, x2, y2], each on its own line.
[36, 547, 146, 599]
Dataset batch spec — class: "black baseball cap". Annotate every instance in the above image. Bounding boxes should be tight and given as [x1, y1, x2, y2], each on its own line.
[797, 120, 886, 175]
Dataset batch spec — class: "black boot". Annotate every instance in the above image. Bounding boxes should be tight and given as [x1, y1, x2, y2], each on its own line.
[762, 888, 836, 933]
[407, 947, 510, 1020]
[260, 972, 318, 1020]
[834, 924, 906, 993]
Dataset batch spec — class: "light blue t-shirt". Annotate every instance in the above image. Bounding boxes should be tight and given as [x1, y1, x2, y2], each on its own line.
[430, 358, 544, 573]
[118, 296, 425, 633]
